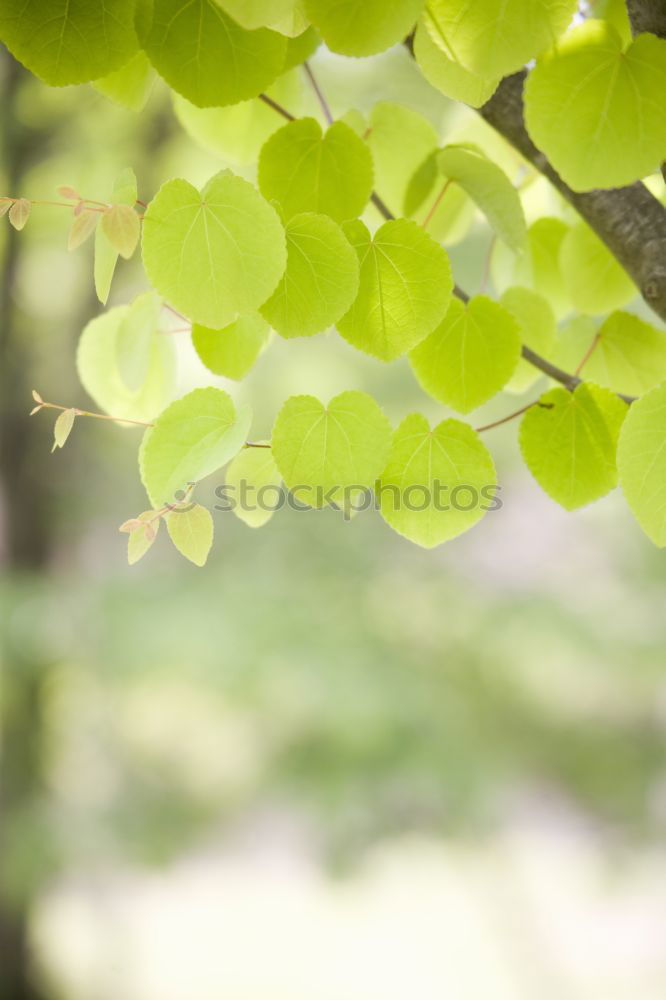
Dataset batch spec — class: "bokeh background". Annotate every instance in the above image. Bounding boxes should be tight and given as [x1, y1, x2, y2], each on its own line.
[1, 38, 665, 1000]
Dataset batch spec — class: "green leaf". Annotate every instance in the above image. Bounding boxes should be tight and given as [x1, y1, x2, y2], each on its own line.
[94, 228, 119, 306]
[500, 287, 557, 394]
[519, 382, 628, 511]
[225, 446, 282, 528]
[269, 1, 310, 36]
[617, 382, 666, 546]
[0, 0, 138, 86]
[142, 171, 287, 329]
[166, 503, 214, 566]
[173, 69, 304, 166]
[192, 314, 270, 380]
[425, 0, 578, 79]
[140, 388, 252, 507]
[116, 292, 162, 392]
[94, 51, 155, 112]
[77, 305, 176, 424]
[52, 408, 76, 452]
[524, 21, 666, 191]
[139, 0, 286, 107]
[437, 144, 526, 252]
[260, 213, 359, 339]
[271, 390, 392, 507]
[337, 219, 453, 361]
[410, 296, 521, 413]
[365, 102, 437, 219]
[213, 0, 302, 30]
[304, 0, 425, 56]
[378, 414, 497, 548]
[559, 221, 636, 315]
[93, 169, 138, 304]
[101, 204, 140, 260]
[125, 511, 161, 566]
[258, 118, 374, 223]
[576, 311, 666, 398]
[413, 18, 499, 108]
[493, 217, 571, 320]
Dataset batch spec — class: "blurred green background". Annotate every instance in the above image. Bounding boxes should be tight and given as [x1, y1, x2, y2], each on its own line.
[1, 43, 665, 1000]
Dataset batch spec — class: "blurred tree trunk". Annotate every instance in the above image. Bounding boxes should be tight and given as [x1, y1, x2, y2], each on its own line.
[0, 52, 54, 1000]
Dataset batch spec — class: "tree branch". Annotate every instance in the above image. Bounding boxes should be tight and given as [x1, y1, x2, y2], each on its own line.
[626, 0, 666, 36]
[479, 72, 666, 324]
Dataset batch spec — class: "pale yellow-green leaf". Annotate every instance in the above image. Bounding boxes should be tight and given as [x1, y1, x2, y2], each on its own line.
[617, 381, 666, 546]
[52, 408, 76, 452]
[410, 296, 521, 413]
[77, 304, 176, 423]
[93, 51, 155, 112]
[519, 382, 628, 510]
[142, 171, 287, 329]
[337, 219, 453, 361]
[524, 21, 666, 191]
[166, 503, 214, 566]
[560, 222, 636, 315]
[9, 198, 31, 230]
[378, 414, 497, 548]
[192, 314, 270, 380]
[225, 446, 282, 528]
[500, 287, 557, 394]
[139, 388, 252, 507]
[414, 17, 500, 108]
[271, 390, 392, 508]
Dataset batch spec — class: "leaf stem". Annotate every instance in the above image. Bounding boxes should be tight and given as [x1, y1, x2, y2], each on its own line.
[421, 179, 451, 231]
[574, 331, 601, 376]
[475, 400, 550, 433]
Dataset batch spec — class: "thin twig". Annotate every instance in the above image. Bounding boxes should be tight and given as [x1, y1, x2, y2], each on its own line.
[258, 92, 295, 121]
[303, 61, 333, 124]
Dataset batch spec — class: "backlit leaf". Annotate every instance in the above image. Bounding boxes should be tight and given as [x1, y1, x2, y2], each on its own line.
[77, 305, 176, 423]
[192, 315, 270, 380]
[410, 296, 521, 413]
[378, 414, 497, 547]
[304, 0, 425, 56]
[139, 388, 252, 507]
[524, 21, 666, 191]
[617, 382, 666, 546]
[271, 390, 392, 507]
[260, 213, 359, 339]
[258, 118, 373, 223]
[0, 0, 138, 86]
[101, 204, 140, 260]
[500, 287, 556, 394]
[437, 144, 526, 251]
[336, 219, 453, 361]
[425, 0, 578, 79]
[139, 0, 286, 107]
[225, 446, 282, 528]
[519, 382, 628, 510]
[413, 18, 500, 108]
[166, 503, 214, 566]
[559, 221, 636, 315]
[142, 171, 287, 329]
